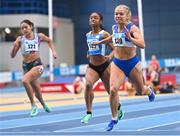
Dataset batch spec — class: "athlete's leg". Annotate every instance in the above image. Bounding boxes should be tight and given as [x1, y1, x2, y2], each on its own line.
[81, 66, 99, 123]
[31, 79, 51, 112]
[22, 67, 41, 106]
[106, 62, 125, 131]
[101, 65, 124, 120]
[84, 67, 99, 112]
[128, 63, 144, 95]
[109, 62, 125, 119]
[22, 65, 43, 116]
[129, 63, 155, 101]
[31, 79, 44, 106]
[100, 65, 110, 94]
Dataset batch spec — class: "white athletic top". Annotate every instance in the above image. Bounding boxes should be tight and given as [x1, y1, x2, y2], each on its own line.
[21, 33, 41, 55]
[112, 22, 136, 48]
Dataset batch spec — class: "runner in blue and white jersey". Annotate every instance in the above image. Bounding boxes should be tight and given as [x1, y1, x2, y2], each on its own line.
[81, 12, 124, 124]
[92, 5, 155, 131]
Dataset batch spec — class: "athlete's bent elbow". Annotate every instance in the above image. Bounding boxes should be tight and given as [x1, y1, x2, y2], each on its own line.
[139, 42, 145, 49]
[10, 51, 15, 58]
[11, 54, 15, 58]
[141, 44, 145, 49]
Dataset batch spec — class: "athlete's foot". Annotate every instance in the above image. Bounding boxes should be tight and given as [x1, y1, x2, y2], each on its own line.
[106, 120, 118, 131]
[30, 105, 38, 117]
[81, 114, 92, 123]
[148, 86, 155, 102]
[118, 104, 124, 120]
[43, 103, 51, 113]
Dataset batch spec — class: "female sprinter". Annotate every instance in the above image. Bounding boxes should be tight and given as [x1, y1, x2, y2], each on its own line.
[11, 19, 57, 117]
[81, 12, 124, 124]
[93, 5, 155, 131]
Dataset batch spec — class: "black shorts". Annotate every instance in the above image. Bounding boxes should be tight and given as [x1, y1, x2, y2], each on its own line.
[22, 58, 43, 73]
[88, 61, 110, 77]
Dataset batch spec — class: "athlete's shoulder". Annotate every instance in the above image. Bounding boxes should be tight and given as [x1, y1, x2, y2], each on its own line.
[16, 36, 22, 42]
[112, 24, 118, 29]
[13, 36, 22, 46]
[130, 23, 139, 32]
[101, 30, 110, 38]
[86, 31, 91, 36]
[127, 22, 136, 29]
[16, 35, 22, 39]
[102, 29, 110, 34]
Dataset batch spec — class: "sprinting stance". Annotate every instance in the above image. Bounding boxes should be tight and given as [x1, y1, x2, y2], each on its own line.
[81, 12, 124, 123]
[10, 19, 57, 117]
[93, 5, 155, 131]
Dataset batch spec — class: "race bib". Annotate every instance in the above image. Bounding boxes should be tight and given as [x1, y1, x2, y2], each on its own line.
[112, 33, 126, 46]
[24, 41, 39, 52]
[87, 39, 99, 51]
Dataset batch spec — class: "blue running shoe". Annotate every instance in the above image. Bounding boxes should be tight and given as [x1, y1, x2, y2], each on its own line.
[106, 120, 118, 131]
[148, 86, 155, 102]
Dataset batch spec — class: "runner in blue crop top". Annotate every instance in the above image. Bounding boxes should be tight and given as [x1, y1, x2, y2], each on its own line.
[81, 12, 124, 124]
[92, 5, 155, 131]
[10, 19, 57, 117]
[86, 29, 106, 56]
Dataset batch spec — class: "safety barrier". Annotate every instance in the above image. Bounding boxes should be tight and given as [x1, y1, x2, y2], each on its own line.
[160, 74, 176, 87]
[40, 80, 125, 93]
[40, 83, 74, 93]
[40, 74, 176, 93]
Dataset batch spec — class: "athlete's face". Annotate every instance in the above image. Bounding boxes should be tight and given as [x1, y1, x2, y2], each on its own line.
[114, 6, 127, 24]
[20, 23, 32, 36]
[89, 13, 101, 27]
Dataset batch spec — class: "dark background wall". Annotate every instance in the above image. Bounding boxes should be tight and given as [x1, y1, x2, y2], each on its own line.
[143, 0, 180, 59]
[71, 0, 138, 64]
[0, 0, 180, 65]
[71, 0, 180, 64]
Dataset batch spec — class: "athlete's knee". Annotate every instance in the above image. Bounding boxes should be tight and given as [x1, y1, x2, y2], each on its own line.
[34, 92, 39, 98]
[22, 78, 30, 85]
[136, 87, 143, 95]
[85, 82, 93, 92]
[110, 86, 119, 95]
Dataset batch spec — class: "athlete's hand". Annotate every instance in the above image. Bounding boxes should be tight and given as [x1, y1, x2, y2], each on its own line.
[92, 41, 100, 45]
[105, 55, 111, 61]
[124, 26, 131, 40]
[87, 54, 90, 60]
[125, 26, 135, 40]
[52, 51, 57, 59]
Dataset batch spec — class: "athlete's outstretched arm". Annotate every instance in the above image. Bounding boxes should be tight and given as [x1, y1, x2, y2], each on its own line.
[10, 36, 21, 58]
[103, 31, 114, 60]
[38, 33, 57, 59]
[105, 42, 115, 60]
[93, 35, 113, 45]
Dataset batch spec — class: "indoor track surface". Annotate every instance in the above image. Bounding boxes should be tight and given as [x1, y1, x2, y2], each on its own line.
[0, 89, 180, 136]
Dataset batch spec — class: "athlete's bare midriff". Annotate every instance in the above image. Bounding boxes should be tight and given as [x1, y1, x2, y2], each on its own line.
[89, 55, 107, 66]
[114, 46, 136, 60]
[23, 52, 40, 63]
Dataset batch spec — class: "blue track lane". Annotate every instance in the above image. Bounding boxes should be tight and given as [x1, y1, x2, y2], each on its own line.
[0, 94, 180, 136]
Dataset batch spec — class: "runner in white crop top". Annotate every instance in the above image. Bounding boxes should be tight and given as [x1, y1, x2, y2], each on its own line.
[10, 19, 57, 117]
